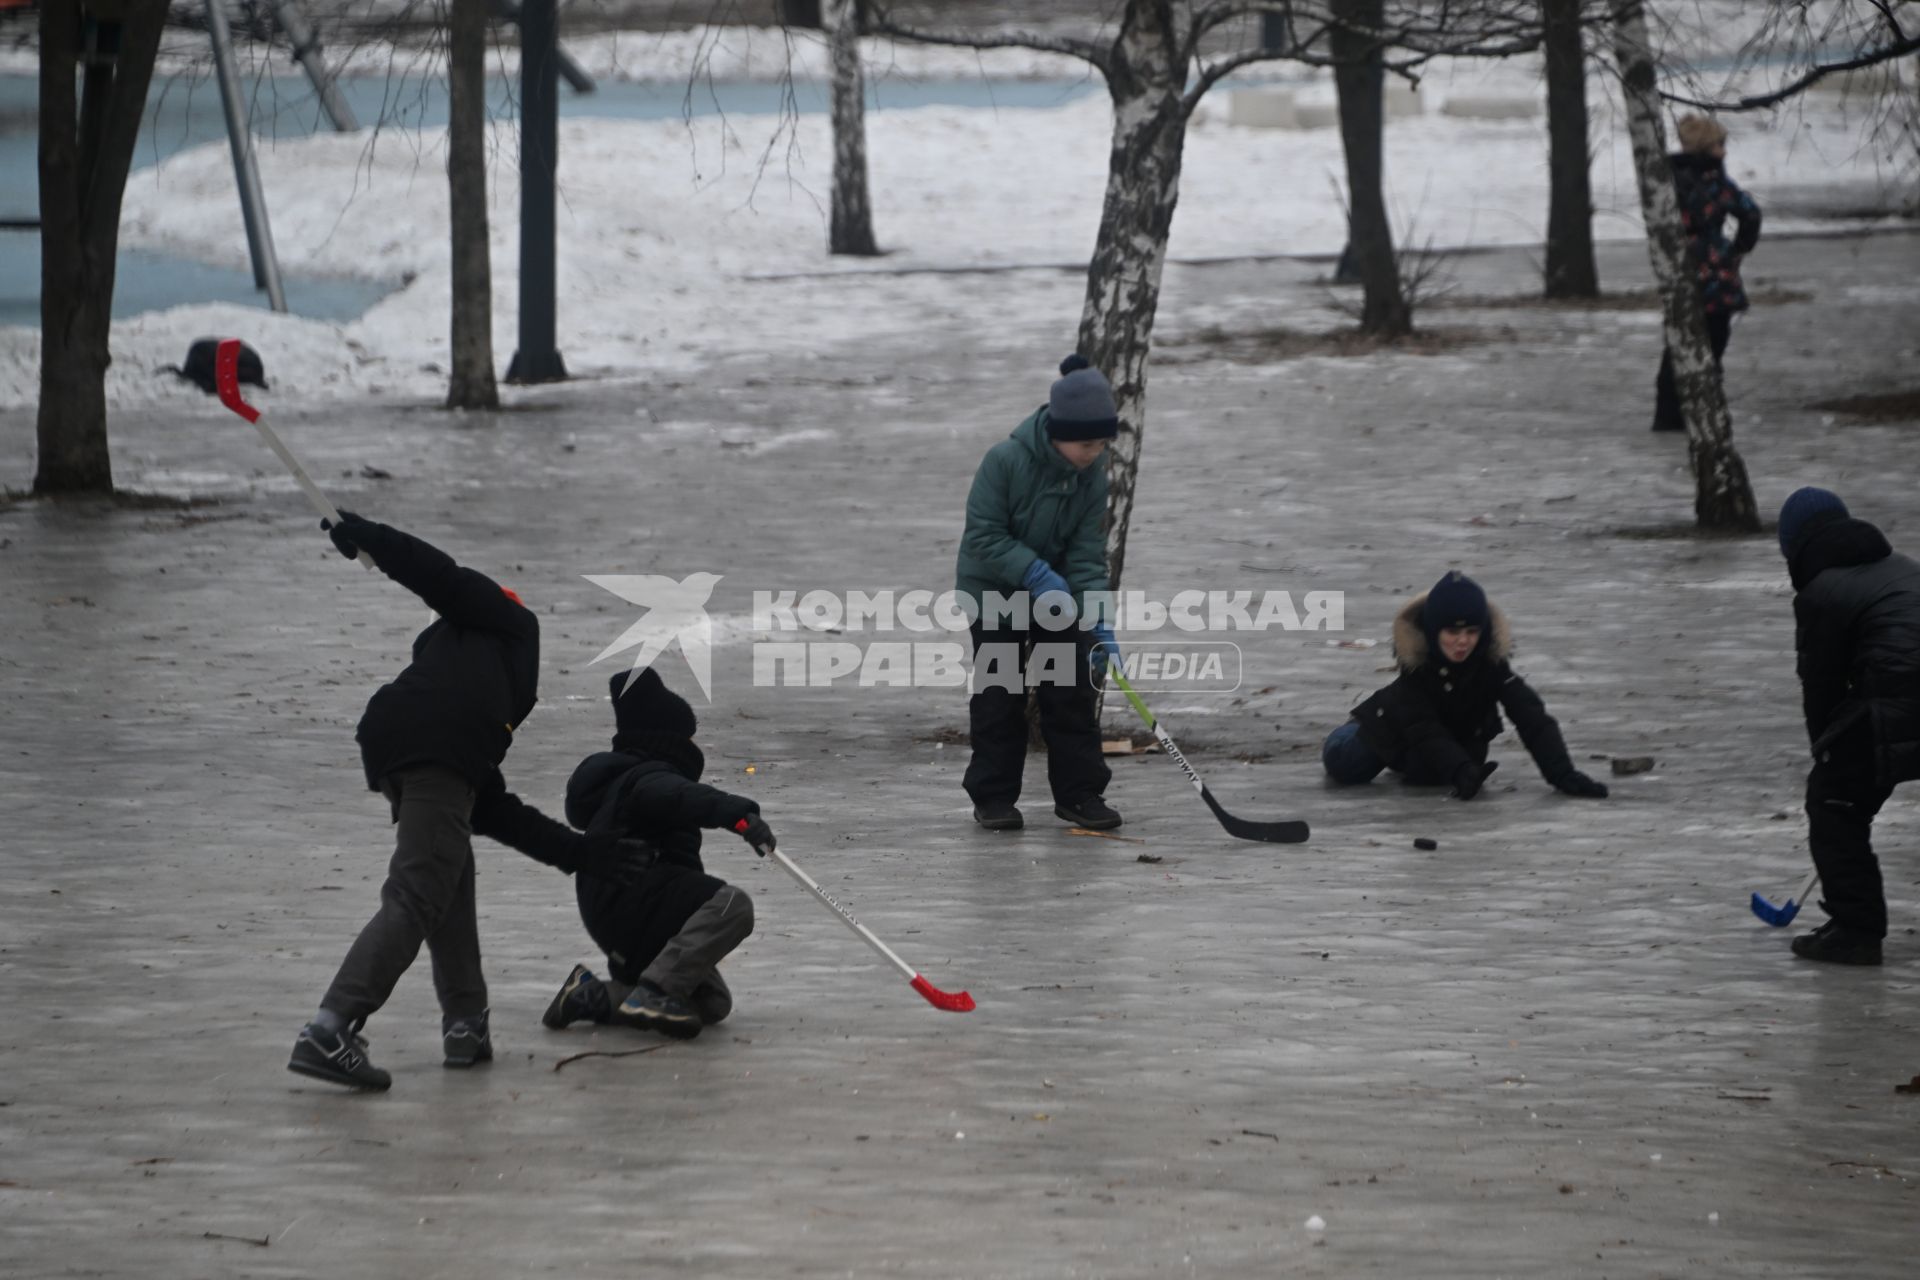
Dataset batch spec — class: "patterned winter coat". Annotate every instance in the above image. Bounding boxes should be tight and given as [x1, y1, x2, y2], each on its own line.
[1670, 152, 1762, 315]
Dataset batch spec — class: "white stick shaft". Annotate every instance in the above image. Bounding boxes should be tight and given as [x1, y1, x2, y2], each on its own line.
[768, 847, 918, 982]
[249, 416, 374, 569]
[1792, 868, 1819, 903]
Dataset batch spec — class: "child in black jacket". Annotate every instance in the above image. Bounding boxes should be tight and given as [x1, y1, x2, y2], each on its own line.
[288, 514, 652, 1090]
[1777, 488, 1920, 966]
[541, 668, 770, 1039]
[1321, 571, 1609, 801]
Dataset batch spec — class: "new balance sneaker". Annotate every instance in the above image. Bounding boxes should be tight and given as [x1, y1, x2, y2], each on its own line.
[689, 974, 733, 1026]
[541, 963, 612, 1029]
[442, 1011, 493, 1068]
[612, 980, 703, 1040]
[1790, 919, 1883, 966]
[973, 801, 1024, 831]
[1054, 795, 1122, 830]
[289, 1021, 392, 1091]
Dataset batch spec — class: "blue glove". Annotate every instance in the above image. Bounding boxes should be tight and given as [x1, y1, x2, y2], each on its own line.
[1021, 558, 1072, 599]
[1088, 622, 1118, 676]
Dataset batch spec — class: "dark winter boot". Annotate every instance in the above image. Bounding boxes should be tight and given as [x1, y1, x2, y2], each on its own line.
[541, 963, 612, 1029]
[442, 1011, 493, 1068]
[1055, 795, 1122, 830]
[612, 980, 703, 1040]
[1790, 919, 1883, 966]
[973, 801, 1024, 831]
[288, 1020, 392, 1091]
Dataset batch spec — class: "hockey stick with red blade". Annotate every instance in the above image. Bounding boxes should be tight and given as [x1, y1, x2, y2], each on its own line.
[739, 823, 974, 1012]
[211, 338, 374, 570]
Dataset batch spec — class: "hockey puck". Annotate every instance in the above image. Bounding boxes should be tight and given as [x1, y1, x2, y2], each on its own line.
[1413, 837, 1438, 851]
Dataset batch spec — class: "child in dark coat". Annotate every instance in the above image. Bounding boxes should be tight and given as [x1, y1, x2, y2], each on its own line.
[289, 514, 652, 1090]
[1321, 571, 1609, 801]
[541, 668, 770, 1039]
[1777, 488, 1920, 966]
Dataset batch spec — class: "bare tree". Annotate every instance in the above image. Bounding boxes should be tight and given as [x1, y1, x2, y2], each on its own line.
[826, 0, 880, 255]
[35, 1, 169, 496]
[1542, 0, 1598, 298]
[1332, 0, 1411, 335]
[446, 0, 500, 408]
[868, 2, 1539, 588]
[1610, 0, 1757, 530]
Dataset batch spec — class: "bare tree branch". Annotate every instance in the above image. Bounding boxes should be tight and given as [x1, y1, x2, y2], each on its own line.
[863, 3, 1111, 75]
[1660, 31, 1920, 112]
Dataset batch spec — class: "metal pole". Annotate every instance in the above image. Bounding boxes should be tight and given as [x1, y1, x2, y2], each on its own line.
[506, 0, 566, 382]
[264, 0, 360, 132]
[492, 0, 596, 95]
[206, 0, 288, 312]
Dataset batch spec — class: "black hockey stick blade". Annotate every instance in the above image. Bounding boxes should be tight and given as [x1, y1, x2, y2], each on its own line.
[1199, 786, 1310, 844]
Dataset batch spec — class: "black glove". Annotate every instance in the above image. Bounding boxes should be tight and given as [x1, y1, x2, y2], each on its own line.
[1451, 760, 1499, 800]
[575, 831, 658, 885]
[1553, 769, 1610, 799]
[320, 510, 373, 561]
[732, 814, 775, 855]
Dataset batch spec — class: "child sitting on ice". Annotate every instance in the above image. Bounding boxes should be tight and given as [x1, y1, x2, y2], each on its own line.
[541, 668, 771, 1039]
[1320, 571, 1609, 801]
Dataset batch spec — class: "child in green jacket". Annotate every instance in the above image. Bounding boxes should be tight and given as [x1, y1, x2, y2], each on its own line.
[954, 355, 1121, 832]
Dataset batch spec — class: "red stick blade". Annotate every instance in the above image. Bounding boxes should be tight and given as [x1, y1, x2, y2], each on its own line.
[911, 974, 976, 1013]
[214, 338, 260, 423]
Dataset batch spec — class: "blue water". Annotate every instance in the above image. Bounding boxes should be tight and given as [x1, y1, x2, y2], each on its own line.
[0, 70, 1097, 327]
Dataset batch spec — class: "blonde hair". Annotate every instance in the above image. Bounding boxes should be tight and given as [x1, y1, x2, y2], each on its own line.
[1675, 113, 1728, 154]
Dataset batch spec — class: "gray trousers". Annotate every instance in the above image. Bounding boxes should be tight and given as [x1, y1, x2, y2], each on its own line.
[604, 884, 753, 1023]
[321, 766, 486, 1025]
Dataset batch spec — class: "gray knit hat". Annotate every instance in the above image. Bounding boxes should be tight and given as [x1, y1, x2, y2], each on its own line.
[1047, 354, 1119, 441]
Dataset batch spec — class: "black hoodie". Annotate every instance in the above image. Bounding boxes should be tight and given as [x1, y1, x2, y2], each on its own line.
[347, 519, 539, 792]
[1789, 514, 1920, 786]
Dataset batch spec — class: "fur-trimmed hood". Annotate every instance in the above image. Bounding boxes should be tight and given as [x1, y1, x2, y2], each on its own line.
[1391, 591, 1513, 673]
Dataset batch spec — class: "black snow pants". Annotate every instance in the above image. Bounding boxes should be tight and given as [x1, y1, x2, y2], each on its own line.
[1806, 760, 1896, 939]
[1653, 309, 1734, 431]
[963, 617, 1111, 808]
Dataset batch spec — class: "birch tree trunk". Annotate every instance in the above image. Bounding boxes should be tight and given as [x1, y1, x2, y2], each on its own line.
[446, 0, 500, 409]
[1543, 0, 1599, 298]
[826, 0, 879, 256]
[1611, 1, 1759, 530]
[1331, 0, 1411, 336]
[1083, 4, 1190, 594]
[35, 2, 168, 495]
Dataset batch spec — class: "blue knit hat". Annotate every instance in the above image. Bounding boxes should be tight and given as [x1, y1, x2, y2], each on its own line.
[1777, 487, 1848, 557]
[1423, 570, 1489, 635]
[1047, 354, 1119, 442]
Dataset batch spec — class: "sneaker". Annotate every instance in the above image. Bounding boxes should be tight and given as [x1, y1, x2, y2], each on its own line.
[1790, 919, 1883, 966]
[1055, 795, 1122, 830]
[612, 980, 703, 1040]
[289, 1021, 392, 1091]
[541, 963, 611, 1029]
[442, 1011, 493, 1068]
[973, 801, 1024, 831]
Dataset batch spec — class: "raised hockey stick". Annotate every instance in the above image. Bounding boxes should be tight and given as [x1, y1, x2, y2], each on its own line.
[211, 338, 374, 570]
[740, 824, 975, 1012]
[1751, 868, 1819, 927]
[1105, 662, 1310, 844]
